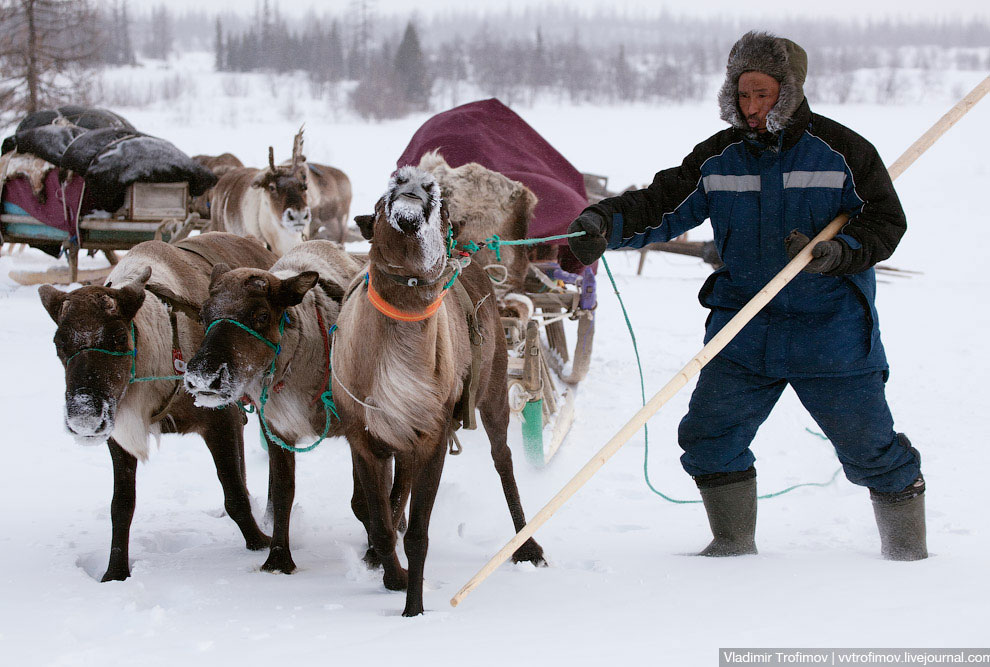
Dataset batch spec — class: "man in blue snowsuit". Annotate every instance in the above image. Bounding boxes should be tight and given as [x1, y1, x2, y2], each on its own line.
[568, 31, 926, 560]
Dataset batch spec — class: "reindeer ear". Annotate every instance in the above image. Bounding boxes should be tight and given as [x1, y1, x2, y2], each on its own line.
[39, 285, 68, 323]
[115, 267, 151, 321]
[356, 198, 382, 240]
[275, 271, 319, 309]
[441, 198, 462, 238]
[210, 263, 231, 288]
[354, 214, 375, 240]
[250, 171, 269, 188]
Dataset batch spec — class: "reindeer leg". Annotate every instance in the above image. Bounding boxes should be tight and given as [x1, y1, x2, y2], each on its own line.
[104, 438, 137, 582]
[349, 457, 381, 568]
[349, 433, 407, 591]
[391, 454, 412, 534]
[261, 429, 296, 573]
[402, 439, 447, 617]
[201, 408, 270, 551]
[480, 385, 547, 567]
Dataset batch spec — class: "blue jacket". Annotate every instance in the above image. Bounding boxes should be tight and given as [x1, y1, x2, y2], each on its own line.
[590, 100, 906, 378]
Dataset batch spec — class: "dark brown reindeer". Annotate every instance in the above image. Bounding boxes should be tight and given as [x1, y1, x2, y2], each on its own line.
[38, 233, 278, 581]
[190, 152, 245, 221]
[182, 241, 367, 574]
[335, 166, 546, 617]
[210, 129, 311, 256]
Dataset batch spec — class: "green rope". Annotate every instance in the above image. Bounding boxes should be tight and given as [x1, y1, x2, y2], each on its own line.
[450, 230, 586, 261]
[227, 314, 338, 455]
[599, 254, 842, 503]
[205, 317, 280, 353]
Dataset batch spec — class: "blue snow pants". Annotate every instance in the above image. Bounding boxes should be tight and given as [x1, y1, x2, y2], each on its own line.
[678, 355, 921, 493]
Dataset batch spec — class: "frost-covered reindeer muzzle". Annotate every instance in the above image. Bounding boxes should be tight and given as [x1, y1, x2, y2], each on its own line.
[386, 166, 440, 235]
[183, 360, 236, 408]
[64, 390, 115, 444]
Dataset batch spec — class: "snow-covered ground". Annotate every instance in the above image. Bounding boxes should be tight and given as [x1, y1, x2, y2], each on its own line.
[1, 55, 988, 666]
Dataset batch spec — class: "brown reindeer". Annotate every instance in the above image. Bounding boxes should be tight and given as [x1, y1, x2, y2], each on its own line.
[211, 130, 311, 256]
[416, 150, 536, 290]
[335, 166, 546, 617]
[276, 157, 353, 244]
[301, 163, 353, 244]
[182, 241, 369, 574]
[38, 233, 278, 581]
[190, 153, 244, 221]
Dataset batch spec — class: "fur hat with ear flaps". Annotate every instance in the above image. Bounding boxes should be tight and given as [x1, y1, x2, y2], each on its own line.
[718, 31, 808, 136]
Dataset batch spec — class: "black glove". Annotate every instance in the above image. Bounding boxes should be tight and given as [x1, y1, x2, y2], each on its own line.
[785, 230, 845, 274]
[567, 211, 610, 266]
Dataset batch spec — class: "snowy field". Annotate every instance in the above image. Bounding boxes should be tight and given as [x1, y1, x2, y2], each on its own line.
[1, 56, 989, 666]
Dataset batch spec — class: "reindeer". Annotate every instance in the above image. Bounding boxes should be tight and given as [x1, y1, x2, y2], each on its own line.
[210, 130, 311, 256]
[415, 150, 536, 290]
[190, 153, 244, 221]
[334, 166, 546, 617]
[38, 233, 278, 581]
[182, 241, 368, 574]
[301, 162, 353, 244]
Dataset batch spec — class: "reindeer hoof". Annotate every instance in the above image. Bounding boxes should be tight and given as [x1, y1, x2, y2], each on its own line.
[511, 538, 547, 567]
[261, 546, 296, 574]
[363, 547, 382, 569]
[383, 567, 408, 591]
[101, 567, 130, 582]
[402, 603, 424, 617]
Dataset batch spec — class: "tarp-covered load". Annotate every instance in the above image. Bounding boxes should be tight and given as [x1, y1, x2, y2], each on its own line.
[397, 98, 589, 244]
[1, 105, 216, 219]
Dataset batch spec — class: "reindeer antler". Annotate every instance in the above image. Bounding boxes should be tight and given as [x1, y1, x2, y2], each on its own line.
[268, 146, 276, 171]
[291, 125, 305, 171]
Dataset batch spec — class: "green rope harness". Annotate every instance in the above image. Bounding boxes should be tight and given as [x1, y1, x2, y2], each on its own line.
[207, 313, 339, 454]
[450, 230, 586, 262]
[599, 251, 842, 503]
[65, 323, 183, 384]
[205, 317, 281, 353]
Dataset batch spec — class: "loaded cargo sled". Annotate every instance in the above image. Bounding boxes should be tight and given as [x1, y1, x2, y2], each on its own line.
[0, 106, 215, 284]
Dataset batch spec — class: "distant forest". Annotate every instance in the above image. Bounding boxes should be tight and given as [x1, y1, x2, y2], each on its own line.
[5, 0, 989, 124]
[143, 1, 990, 117]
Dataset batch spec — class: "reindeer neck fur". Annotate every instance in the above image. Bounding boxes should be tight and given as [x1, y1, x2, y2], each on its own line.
[335, 264, 465, 453]
[243, 185, 303, 256]
[110, 292, 176, 461]
[246, 274, 339, 444]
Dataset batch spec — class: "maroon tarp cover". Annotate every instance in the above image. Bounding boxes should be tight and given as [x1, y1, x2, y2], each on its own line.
[3, 170, 85, 234]
[397, 99, 589, 244]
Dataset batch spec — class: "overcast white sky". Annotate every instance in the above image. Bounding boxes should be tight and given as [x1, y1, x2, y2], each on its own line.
[143, 0, 990, 21]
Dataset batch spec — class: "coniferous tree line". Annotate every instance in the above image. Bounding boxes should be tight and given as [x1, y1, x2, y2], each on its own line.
[3, 0, 989, 127]
[208, 6, 990, 118]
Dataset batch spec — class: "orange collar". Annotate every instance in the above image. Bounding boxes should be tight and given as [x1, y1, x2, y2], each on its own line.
[366, 273, 449, 322]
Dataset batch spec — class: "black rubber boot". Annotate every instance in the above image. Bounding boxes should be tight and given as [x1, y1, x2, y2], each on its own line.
[871, 476, 928, 561]
[695, 471, 758, 557]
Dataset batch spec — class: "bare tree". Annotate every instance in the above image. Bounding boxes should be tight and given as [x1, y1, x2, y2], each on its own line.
[0, 0, 103, 125]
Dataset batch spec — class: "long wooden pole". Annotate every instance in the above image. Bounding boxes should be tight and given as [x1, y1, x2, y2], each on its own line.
[450, 74, 990, 609]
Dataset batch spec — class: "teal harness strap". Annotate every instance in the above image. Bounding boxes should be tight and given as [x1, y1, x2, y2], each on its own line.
[205, 317, 281, 353]
[212, 311, 338, 454]
[65, 322, 183, 383]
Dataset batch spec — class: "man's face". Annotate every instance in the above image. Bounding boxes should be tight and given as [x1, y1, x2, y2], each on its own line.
[737, 71, 780, 133]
